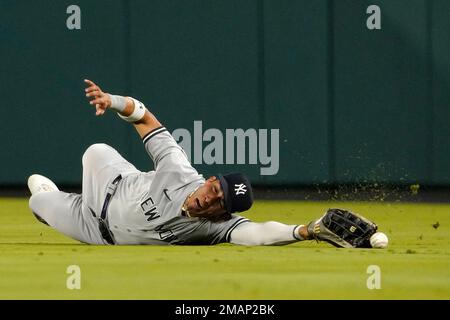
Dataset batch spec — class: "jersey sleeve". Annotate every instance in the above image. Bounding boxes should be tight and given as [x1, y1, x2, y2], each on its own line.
[142, 126, 193, 172]
[208, 215, 251, 244]
[170, 215, 251, 245]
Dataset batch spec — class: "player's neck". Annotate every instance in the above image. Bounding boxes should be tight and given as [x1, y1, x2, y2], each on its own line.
[181, 191, 195, 217]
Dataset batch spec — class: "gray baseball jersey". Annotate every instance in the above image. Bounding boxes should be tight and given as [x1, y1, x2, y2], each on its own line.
[106, 126, 250, 245]
[29, 127, 249, 245]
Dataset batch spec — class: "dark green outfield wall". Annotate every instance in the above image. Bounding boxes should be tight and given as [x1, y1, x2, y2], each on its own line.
[1, 0, 449, 186]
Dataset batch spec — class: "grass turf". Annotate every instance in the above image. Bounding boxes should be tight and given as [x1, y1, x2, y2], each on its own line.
[0, 198, 449, 299]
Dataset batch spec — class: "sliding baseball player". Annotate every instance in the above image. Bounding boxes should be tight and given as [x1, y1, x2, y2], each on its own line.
[27, 79, 382, 248]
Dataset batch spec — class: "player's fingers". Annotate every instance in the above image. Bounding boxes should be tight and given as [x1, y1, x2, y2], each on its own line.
[85, 85, 99, 93]
[84, 79, 102, 93]
[84, 79, 96, 86]
[95, 103, 107, 115]
[89, 98, 103, 106]
[86, 90, 102, 98]
[95, 105, 105, 116]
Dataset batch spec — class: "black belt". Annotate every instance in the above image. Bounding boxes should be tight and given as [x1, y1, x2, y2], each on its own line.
[91, 175, 122, 245]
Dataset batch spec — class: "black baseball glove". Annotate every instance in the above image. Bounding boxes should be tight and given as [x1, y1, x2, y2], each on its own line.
[307, 208, 378, 248]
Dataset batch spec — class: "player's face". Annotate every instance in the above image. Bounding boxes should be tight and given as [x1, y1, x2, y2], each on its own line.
[185, 176, 226, 217]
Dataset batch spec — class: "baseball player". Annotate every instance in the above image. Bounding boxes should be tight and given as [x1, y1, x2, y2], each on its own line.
[27, 79, 378, 248]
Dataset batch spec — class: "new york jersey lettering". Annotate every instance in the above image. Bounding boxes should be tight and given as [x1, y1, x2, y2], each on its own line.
[141, 197, 160, 221]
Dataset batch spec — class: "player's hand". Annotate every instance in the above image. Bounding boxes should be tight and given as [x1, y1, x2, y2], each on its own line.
[84, 79, 112, 116]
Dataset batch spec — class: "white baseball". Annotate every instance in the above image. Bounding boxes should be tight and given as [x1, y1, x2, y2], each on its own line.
[370, 232, 389, 249]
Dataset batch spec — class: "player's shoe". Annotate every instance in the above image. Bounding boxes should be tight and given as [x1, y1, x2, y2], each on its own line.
[27, 174, 59, 195]
[27, 174, 59, 226]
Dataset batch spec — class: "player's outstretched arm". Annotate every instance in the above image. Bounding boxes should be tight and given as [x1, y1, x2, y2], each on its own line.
[229, 221, 309, 246]
[84, 79, 162, 139]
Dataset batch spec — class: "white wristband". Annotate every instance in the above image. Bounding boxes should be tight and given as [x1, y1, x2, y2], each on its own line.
[118, 97, 147, 123]
[108, 94, 127, 113]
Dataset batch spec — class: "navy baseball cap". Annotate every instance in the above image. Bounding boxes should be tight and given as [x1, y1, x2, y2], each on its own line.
[217, 173, 254, 214]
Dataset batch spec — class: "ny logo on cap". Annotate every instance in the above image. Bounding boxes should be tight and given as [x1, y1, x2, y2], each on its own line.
[234, 183, 247, 195]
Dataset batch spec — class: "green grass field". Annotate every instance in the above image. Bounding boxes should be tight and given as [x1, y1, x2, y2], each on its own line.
[0, 198, 449, 300]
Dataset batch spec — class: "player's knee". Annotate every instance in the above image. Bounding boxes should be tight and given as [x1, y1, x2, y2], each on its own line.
[29, 195, 36, 212]
[82, 143, 110, 166]
[29, 193, 49, 222]
[28, 195, 48, 225]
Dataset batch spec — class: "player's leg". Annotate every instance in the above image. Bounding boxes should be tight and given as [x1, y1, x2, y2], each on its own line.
[29, 190, 104, 244]
[27, 174, 60, 225]
[81, 143, 139, 214]
[81, 143, 138, 177]
[229, 221, 309, 246]
[28, 144, 138, 244]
